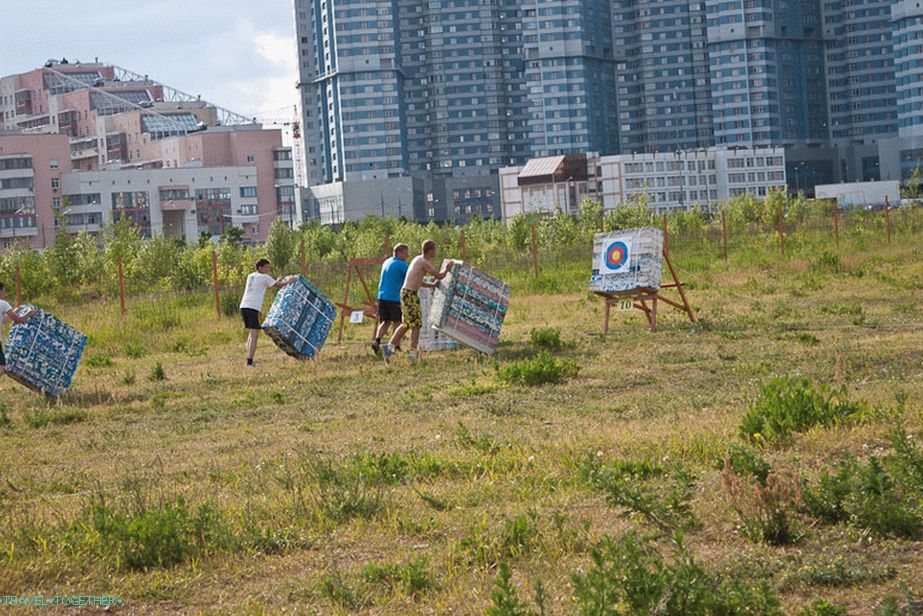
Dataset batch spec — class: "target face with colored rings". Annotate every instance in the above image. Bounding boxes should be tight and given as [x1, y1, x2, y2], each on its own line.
[605, 241, 630, 271]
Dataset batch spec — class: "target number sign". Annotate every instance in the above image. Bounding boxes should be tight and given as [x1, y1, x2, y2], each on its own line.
[618, 300, 633, 311]
[601, 237, 632, 273]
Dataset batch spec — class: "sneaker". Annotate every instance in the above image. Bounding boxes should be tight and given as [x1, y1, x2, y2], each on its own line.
[371, 341, 381, 356]
[382, 344, 394, 362]
[246, 361, 256, 369]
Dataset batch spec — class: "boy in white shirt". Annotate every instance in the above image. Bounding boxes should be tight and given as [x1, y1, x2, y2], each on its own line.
[239, 259, 292, 367]
[0, 282, 36, 378]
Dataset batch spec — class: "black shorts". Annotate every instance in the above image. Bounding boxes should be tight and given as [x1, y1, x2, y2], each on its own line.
[241, 308, 262, 330]
[378, 300, 402, 323]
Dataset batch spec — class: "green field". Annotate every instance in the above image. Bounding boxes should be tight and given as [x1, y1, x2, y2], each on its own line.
[0, 214, 922, 614]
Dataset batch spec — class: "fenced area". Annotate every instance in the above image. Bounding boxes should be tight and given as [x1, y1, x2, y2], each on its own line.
[0, 197, 922, 613]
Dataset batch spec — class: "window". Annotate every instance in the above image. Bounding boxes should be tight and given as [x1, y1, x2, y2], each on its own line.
[246, 154, 255, 163]
[240, 186, 258, 198]
[49, 159, 59, 169]
[51, 178, 60, 190]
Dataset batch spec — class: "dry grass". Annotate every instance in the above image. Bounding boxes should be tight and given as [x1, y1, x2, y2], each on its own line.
[0, 228, 921, 615]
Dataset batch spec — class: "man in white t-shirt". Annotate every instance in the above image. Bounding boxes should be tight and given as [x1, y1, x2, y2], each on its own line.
[239, 259, 293, 367]
[0, 281, 36, 378]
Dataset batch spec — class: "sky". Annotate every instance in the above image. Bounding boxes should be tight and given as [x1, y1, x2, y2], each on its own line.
[0, 1, 299, 123]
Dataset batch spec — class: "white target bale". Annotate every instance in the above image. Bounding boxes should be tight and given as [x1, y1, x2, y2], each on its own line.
[590, 227, 664, 294]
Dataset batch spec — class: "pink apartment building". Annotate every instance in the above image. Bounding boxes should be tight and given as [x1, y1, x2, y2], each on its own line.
[0, 60, 295, 248]
[0, 133, 71, 249]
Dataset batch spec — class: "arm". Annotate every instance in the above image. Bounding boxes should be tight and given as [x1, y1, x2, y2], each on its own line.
[6, 308, 35, 324]
[424, 260, 451, 281]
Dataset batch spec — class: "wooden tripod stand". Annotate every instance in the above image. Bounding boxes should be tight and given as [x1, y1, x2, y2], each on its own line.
[335, 256, 384, 344]
[594, 247, 695, 333]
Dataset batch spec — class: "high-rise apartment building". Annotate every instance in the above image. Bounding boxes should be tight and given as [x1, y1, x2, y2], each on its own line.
[294, 0, 923, 222]
[612, 1, 714, 153]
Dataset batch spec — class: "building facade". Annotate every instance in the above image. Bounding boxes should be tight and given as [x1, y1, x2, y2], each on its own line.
[294, 0, 923, 217]
[0, 60, 296, 246]
[499, 148, 787, 222]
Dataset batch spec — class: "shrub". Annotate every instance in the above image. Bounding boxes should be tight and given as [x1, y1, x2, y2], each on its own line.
[124, 342, 146, 359]
[797, 600, 848, 616]
[86, 495, 231, 571]
[120, 370, 136, 386]
[582, 456, 697, 534]
[802, 456, 923, 539]
[496, 352, 578, 386]
[529, 327, 563, 351]
[724, 443, 771, 485]
[149, 362, 166, 382]
[722, 462, 802, 545]
[487, 563, 541, 616]
[84, 354, 114, 368]
[571, 532, 783, 616]
[739, 377, 864, 446]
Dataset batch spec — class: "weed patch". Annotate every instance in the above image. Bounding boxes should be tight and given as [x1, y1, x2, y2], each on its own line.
[739, 377, 865, 446]
[496, 352, 578, 386]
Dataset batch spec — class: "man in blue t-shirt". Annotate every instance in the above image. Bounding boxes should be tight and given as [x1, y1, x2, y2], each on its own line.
[372, 243, 409, 355]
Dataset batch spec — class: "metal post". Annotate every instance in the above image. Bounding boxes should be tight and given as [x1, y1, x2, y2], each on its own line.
[721, 211, 729, 261]
[530, 224, 539, 278]
[117, 257, 126, 318]
[211, 250, 221, 318]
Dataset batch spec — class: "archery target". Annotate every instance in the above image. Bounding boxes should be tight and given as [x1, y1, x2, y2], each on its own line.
[601, 237, 632, 273]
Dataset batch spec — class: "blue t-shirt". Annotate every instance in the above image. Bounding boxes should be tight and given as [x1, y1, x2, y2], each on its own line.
[377, 256, 408, 302]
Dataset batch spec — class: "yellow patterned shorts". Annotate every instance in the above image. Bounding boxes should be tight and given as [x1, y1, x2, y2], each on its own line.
[400, 288, 422, 328]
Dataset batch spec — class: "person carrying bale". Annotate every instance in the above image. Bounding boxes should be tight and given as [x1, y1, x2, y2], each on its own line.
[372, 243, 410, 357]
[383, 240, 451, 362]
[239, 259, 294, 367]
[0, 282, 36, 378]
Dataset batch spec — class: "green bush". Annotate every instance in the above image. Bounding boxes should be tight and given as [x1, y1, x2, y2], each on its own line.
[149, 362, 167, 382]
[724, 443, 771, 485]
[797, 599, 848, 616]
[220, 289, 242, 318]
[802, 456, 923, 539]
[529, 327, 563, 351]
[581, 456, 697, 534]
[570, 532, 783, 616]
[722, 463, 802, 545]
[84, 354, 114, 368]
[86, 496, 231, 571]
[487, 563, 548, 616]
[496, 352, 578, 386]
[739, 377, 864, 446]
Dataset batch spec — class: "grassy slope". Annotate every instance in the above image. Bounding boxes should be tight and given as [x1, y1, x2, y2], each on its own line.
[0, 225, 921, 615]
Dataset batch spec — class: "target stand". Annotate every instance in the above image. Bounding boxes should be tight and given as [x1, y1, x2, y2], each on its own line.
[336, 256, 384, 344]
[594, 247, 695, 333]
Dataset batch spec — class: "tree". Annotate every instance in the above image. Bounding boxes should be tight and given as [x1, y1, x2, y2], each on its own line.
[901, 165, 922, 202]
[264, 218, 297, 274]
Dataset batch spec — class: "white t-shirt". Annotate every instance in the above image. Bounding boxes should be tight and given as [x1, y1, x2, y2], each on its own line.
[0, 299, 11, 326]
[239, 273, 277, 311]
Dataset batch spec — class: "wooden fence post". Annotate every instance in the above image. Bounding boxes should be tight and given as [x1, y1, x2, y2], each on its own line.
[777, 201, 785, 257]
[885, 195, 892, 244]
[299, 239, 308, 278]
[460, 229, 467, 262]
[662, 214, 669, 254]
[721, 211, 729, 261]
[15, 263, 22, 306]
[833, 199, 841, 250]
[530, 224, 539, 278]
[383, 235, 390, 259]
[211, 250, 221, 319]
[117, 256, 126, 318]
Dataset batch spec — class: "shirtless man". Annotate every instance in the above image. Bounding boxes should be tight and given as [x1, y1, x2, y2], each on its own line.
[382, 239, 451, 361]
